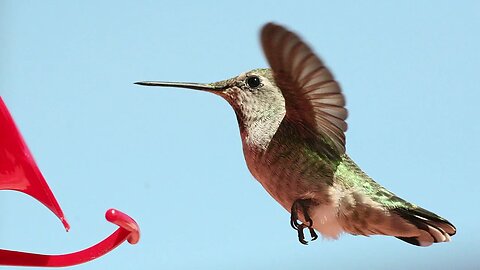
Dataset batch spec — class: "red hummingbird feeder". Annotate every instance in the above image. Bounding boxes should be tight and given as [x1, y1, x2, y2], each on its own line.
[0, 97, 140, 267]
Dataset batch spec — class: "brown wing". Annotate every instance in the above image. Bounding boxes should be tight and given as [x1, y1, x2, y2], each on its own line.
[261, 23, 348, 156]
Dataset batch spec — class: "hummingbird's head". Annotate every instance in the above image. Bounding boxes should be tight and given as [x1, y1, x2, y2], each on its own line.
[135, 68, 286, 131]
[136, 22, 349, 152]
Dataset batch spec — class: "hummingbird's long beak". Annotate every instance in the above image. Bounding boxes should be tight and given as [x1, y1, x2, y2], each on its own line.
[134, 81, 225, 92]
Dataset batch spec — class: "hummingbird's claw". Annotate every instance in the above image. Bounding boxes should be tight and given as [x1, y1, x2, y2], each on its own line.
[296, 224, 319, 245]
[309, 227, 318, 241]
[296, 224, 318, 245]
[297, 224, 309, 245]
[290, 199, 318, 245]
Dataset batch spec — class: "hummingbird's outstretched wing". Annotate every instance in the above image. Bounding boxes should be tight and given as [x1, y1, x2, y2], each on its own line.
[261, 23, 348, 157]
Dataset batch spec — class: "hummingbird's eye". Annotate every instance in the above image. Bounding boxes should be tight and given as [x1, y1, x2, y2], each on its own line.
[246, 76, 261, 88]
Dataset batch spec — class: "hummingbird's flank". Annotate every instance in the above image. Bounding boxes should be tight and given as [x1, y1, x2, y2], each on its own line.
[136, 23, 456, 246]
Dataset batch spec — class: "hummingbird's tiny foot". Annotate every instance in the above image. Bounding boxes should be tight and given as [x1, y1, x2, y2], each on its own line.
[291, 199, 318, 245]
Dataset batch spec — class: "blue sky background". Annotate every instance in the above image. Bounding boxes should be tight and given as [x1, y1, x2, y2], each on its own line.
[1, 1, 479, 269]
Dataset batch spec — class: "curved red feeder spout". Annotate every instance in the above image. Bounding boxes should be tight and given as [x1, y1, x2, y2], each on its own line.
[0, 97, 141, 267]
[0, 208, 140, 267]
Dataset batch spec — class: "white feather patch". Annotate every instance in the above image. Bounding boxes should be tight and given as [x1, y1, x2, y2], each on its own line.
[310, 204, 343, 239]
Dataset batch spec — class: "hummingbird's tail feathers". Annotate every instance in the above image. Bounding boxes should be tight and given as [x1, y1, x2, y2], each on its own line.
[337, 198, 429, 241]
[337, 196, 455, 246]
[392, 207, 456, 246]
[406, 207, 456, 235]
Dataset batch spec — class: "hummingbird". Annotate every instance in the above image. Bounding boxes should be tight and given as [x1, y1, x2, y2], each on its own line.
[136, 23, 456, 246]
